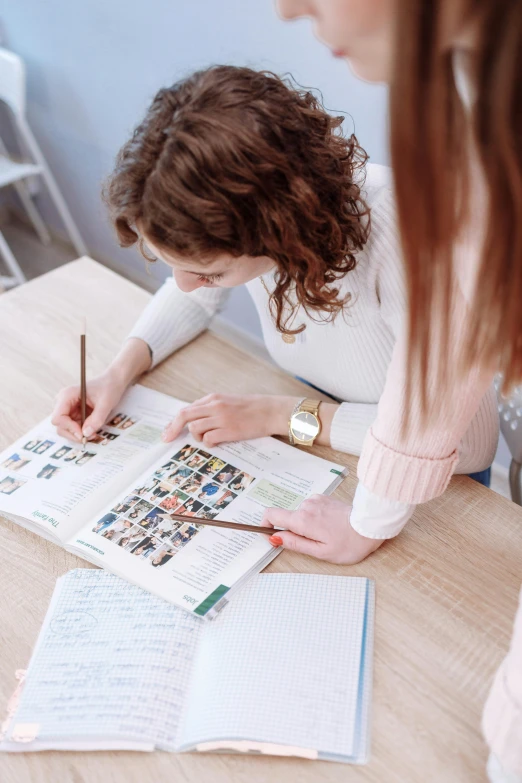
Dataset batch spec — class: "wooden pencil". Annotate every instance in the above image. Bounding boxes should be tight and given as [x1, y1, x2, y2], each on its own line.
[80, 320, 87, 449]
[168, 512, 283, 536]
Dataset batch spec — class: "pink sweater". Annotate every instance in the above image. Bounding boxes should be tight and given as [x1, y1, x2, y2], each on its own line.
[357, 282, 494, 503]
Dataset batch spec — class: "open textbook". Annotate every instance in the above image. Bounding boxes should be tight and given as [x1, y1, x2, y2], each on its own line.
[0, 385, 347, 617]
[0, 569, 374, 763]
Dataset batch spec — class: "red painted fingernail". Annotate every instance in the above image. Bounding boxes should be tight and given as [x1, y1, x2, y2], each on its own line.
[269, 535, 283, 546]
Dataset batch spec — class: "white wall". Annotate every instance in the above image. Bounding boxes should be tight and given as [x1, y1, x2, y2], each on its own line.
[0, 0, 388, 337]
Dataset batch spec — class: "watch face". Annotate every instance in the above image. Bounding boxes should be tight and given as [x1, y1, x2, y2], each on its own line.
[291, 411, 319, 442]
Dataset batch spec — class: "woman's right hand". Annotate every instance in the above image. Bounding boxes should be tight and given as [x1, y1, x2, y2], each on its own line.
[51, 369, 128, 443]
[51, 337, 152, 443]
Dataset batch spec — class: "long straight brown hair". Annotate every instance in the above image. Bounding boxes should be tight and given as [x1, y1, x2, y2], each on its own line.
[390, 0, 522, 412]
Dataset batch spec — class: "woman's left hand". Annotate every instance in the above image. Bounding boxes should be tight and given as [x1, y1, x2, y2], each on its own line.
[264, 495, 385, 565]
[162, 393, 295, 446]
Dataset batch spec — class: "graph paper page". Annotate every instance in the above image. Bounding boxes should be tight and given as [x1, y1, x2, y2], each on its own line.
[178, 574, 371, 758]
[3, 569, 202, 750]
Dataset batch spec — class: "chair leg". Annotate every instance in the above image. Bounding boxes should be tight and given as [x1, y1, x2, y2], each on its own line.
[509, 459, 522, 506]
[0, 230, 26, 285]
[0, 136, 51, 247]
[12, 180, 52, 246]
[15, 117, 88, 257]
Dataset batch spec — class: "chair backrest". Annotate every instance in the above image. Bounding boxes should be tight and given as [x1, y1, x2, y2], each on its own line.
[0, 47, 25, 118]
[496, 377, 522, 462]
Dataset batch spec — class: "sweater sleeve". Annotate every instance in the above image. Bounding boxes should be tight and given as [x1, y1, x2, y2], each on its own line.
[128, 277, 231, 368]
[331, 388, 498, 473]
[356, 194, 495, 504]
[330, 403, 379, 456]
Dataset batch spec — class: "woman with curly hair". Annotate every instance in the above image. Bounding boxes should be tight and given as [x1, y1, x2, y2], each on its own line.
[52, 65, 497, 564]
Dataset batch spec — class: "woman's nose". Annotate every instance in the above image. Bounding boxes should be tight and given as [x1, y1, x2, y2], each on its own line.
[172, 269, 204, 292]
[276, 0, 311, 21]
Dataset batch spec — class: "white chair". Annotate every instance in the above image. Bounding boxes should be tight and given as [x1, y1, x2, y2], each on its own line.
[496, 377, 522, 505]
[0, 47, 86, 289]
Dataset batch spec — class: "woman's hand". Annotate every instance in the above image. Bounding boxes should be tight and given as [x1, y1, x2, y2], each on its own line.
[51, 369, 129, 442]
[162, 393, 296, 446]
[264, 494, 385, 565]
[51, 338, 152, 442]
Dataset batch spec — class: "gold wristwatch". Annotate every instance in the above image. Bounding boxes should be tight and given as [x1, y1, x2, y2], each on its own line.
[289, 398, 321, 447]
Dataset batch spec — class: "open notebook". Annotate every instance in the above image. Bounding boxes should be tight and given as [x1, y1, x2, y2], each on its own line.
[0, 569, 374, 763]
[0, 384, 346, 617]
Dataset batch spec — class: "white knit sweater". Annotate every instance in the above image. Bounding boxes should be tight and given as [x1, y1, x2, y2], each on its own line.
[128, 164, 498, 473]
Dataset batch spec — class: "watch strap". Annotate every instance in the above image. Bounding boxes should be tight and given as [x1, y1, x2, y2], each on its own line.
[299, 399, 321, 417]
[288, 398, 306, 445]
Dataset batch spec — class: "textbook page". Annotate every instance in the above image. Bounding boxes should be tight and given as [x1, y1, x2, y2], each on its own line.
[69, 433, 347, 616]
[0, 385, 182, 543]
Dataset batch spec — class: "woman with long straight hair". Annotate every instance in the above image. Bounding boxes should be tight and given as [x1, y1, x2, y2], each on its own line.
[277, 1, 522, 780]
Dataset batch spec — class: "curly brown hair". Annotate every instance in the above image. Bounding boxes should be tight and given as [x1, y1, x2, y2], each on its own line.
[105, 65, 370, 337]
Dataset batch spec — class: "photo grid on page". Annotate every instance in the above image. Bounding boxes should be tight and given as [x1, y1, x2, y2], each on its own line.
[90, 443, 254, 568]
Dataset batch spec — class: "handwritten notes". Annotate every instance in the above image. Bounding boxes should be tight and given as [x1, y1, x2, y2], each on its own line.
[7, 569, 202, 749]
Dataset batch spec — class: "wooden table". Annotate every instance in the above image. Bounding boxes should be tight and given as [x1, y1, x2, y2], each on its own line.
[1, 258, 521, 783]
